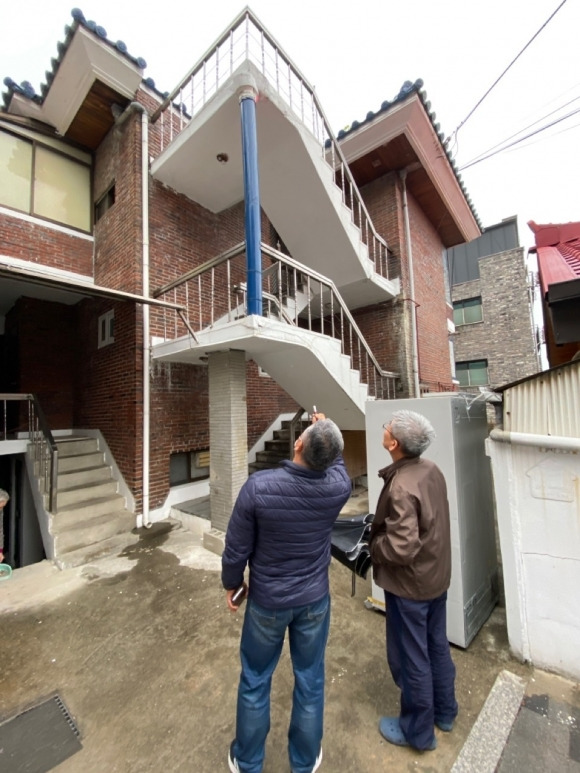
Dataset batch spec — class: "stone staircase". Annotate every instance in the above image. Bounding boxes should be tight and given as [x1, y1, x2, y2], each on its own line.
[43, 436, 135, 569]
[248, 418, 310, 474]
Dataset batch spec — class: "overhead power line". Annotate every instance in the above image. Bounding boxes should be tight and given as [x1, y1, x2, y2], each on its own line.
[450, 0, 569, 141]
[459, 104, 580, 170]
[459, 91, 580, 167]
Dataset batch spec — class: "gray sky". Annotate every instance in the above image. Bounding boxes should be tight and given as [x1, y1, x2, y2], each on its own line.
[3, 0, 579, 254]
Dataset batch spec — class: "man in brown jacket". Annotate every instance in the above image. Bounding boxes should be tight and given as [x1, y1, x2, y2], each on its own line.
[368, 409, 457, 752]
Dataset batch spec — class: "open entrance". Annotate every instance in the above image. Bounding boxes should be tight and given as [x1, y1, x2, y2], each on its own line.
[0, 453, 46, 569]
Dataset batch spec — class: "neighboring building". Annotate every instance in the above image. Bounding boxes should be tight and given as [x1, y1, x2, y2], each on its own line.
[0, 8, 479, 568]
[528, 220, 580, 367]
[446, 217, 540, 393]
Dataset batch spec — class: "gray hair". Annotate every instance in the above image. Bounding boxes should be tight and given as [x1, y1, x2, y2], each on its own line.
[389, 409, 435, 458]
[301, 419, 344, 471]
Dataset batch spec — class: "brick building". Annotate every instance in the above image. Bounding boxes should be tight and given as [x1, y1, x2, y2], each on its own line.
[0, 8, 479, 567]
[446, 217, 540, 393]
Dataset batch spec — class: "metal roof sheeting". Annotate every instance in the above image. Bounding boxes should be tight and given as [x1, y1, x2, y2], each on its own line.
[502, 360, 580, 436]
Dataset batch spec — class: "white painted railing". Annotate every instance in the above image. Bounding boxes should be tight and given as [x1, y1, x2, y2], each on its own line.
[152, 242, 399, 400]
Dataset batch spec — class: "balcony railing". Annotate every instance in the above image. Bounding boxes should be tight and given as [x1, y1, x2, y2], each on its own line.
[0, 393, 58, 512]
[152, 243, 398, 400]
[150, 7, 390, 280]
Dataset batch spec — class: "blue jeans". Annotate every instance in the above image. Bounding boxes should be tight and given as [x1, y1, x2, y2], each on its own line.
[385, 590, 458, 750]
[232, 594, 330, 773]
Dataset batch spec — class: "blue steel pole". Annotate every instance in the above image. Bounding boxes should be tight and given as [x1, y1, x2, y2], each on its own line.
[239, 88, 262, 316]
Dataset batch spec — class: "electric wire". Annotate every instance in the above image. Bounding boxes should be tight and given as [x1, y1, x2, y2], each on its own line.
[459, 92, 580, 168]
[460, 104, 580, 170]
[450, 0, 569, 143]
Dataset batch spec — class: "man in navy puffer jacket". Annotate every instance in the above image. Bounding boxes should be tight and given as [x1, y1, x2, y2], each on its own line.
[223, 413, 351, 773]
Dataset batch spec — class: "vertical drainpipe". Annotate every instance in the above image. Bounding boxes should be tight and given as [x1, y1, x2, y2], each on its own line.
[400, 170, 421, 397]
[239, 85, 262, 315]
[140, 109, 151, 528]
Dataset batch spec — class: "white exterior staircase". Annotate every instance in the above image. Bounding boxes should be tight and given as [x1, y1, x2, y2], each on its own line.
[150, 10, 400, 311]
[149, 10, 400, 418]
[154, 315, 371, 431]
[36, 436, 136, 569]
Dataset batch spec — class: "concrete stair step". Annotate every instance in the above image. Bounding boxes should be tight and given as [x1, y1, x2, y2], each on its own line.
[255, 449, 287, 464]
[264, 438, 290, 453]
[280, 419, 310, 432]
[57, 451, 104, 473]
[55, 529, 139, 570]
[55, 480, 118, 508]
[57, 465, 113, 490]
[56, 437, 99, 457]
[55, 493, 127, 525]
[52, 509, 135, 555]
[249, 461, 279, 474]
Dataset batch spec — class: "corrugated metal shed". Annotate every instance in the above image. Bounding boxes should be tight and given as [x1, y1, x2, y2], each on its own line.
[497, 359, 579, 436]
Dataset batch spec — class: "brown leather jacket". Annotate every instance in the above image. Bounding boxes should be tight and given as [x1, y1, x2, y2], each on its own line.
[368, 456, 451, 601]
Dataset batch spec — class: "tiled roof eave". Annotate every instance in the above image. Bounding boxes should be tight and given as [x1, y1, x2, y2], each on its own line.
[336, 78, 481, 230]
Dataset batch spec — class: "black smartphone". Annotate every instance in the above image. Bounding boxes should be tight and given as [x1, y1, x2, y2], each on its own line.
[232, 585, 247, 605]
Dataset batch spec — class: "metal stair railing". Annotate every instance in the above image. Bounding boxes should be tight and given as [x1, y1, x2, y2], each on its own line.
[288, 407, 309, 460]
[150, 7, 390, 280]
[152, 243, 399, 400]
[0, 393, 58, 512]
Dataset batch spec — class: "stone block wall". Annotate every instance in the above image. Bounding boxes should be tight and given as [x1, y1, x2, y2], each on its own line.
[452, 247, 539, 389]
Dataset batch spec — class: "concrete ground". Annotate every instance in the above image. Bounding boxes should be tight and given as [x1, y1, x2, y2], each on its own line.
[0, 517, 578, 773]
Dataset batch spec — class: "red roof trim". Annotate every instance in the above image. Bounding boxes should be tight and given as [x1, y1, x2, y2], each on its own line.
[528, 220, 580, 296]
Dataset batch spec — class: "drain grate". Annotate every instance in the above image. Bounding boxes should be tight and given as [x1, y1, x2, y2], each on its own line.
[0, 694, 82, 773]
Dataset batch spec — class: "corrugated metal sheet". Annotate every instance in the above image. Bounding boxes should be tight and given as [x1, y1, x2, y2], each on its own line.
[503, 361, 580, 436]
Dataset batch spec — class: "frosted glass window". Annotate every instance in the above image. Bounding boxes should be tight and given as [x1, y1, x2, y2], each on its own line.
[34, 147, 91, 231]
[0, 131, 32, 212]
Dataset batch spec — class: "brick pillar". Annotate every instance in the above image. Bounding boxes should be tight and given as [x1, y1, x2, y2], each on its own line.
[208, 350, 248, 532]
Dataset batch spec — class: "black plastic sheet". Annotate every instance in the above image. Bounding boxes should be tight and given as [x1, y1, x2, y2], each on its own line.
[330, 513, 374, 579]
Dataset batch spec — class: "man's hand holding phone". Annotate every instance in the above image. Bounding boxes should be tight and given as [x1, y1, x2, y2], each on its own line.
[311, 405, 326, 423]
[227, 583, 248, 612]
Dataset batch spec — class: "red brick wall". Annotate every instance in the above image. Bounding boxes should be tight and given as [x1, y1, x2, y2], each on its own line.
[356, 173, 412, 394]
[88, 110, 298, 507]
[93, 115, 143, 293]
[356, 172, 453, 394]
[6, 297, 76, 430]
[75, 298, 141, 494]
[0, 216, 93, 275]
[406, 192, 454, 392]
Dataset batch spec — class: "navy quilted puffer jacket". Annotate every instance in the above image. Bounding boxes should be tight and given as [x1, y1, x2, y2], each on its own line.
[221, 456, 352, 609]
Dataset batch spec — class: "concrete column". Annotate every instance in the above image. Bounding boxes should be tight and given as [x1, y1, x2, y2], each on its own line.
[208, 350, 248, 532]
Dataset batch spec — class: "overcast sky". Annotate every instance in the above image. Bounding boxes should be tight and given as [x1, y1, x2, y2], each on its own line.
[2, 0, 579, 255]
